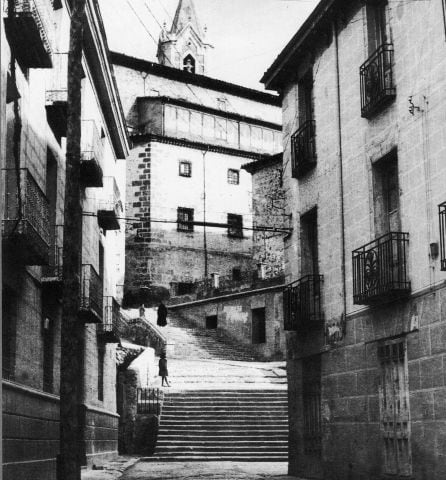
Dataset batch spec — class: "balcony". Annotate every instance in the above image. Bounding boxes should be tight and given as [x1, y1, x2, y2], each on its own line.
[79, 264, 103, 323]
[4, 0, 53, 68]
[46, 53, 68, 140]
[97, 177, 122, 231]
[81, 120, 103, 188]
[352, 232, 410, 305]
[291, 120, 316, 179]
[360, 44, 396, 118]
[439, 203, 446, 271]
[283, 275, 323, 331]
[2, 168, 50, 265]
[41, 224, 63, 285]
[98, 297, 120, 343]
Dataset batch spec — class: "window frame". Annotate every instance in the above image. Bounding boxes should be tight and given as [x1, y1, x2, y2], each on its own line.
[227, 169, 240, 185]
[179, 160, 192, 178]
[177, 207, 194, 233]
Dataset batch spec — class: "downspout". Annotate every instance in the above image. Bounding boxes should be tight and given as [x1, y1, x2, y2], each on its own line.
[333, 18, 347, 331]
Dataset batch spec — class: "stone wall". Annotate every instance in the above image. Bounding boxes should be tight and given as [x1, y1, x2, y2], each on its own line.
[170, 286, 286, 360]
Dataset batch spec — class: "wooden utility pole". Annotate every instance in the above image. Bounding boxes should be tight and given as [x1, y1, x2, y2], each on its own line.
[58, 0, 86, 478]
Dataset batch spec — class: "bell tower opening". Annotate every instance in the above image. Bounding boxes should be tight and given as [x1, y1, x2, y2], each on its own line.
[183, 54, 196, 73]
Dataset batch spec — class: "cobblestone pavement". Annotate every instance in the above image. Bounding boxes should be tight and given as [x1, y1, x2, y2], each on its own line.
[120, 461, 306, 480]
[81, 457, 139, 480]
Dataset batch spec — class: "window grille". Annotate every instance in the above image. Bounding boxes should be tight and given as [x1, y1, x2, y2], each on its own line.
[177, 207, 194, 232]
[179, 160, 192, 177]
[227, 169, 239, 185]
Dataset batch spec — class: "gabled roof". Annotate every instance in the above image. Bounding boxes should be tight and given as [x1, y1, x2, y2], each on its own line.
[171, 0, 203, 38]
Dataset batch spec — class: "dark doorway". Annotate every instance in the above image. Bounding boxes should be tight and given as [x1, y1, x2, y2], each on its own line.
[206, 315, 218, 330]
[252, 307, 266, 344]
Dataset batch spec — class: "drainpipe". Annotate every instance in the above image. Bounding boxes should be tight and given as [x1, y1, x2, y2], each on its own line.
[333, 18, 347, 329]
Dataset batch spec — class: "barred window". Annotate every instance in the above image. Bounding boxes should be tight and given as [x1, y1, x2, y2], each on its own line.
[177, 207, 194, 232]
[227, 169, 239, 185]
[227, 213, 243, 238]
[179, 160, 192, 177]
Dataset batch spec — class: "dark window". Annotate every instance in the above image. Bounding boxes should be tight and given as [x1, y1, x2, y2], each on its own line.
[252, 308, 266, 344]
[179, 160, 192, 177]
[99, 242, 104, 278]
[227, 169, 239, 185]
[2, 287, 17, 380]
[366, 0, 389, 55]
[177, 207, 194, 232]
[98, 345, 105, 401]
[301, 208, 318, 276]
[206, 315, 218, 329]
[298, 71, 314, 127]
[177, 282, 195, 295]
[183, 54, 195, 73]
[228, 214, 243, 238]
[373, 152, 399, 236]
[42, 316, 54, 393]
[232, 268, 242, 281]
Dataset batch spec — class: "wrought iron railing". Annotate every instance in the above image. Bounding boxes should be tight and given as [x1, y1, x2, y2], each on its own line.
[98, 177, 122, 231]
[291, 120, 316, 179]
[439, 203, 446, 271]
[283, 275, 323, 331]
[41, 224, 63, 281]
[81, 120, 103, 165]
[360, 43, 395, 118]
[3, 168, 50, 264]
[80, 264, 103, 322]
[352, 232, 410, 305]
[137, 388, 162, 415]
[4, 0, 54, 67]
[98, 296, 120, 341]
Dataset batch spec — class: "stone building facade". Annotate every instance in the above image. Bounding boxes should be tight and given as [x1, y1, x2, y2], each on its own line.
[263, 0, 446, 478]
[1, 1, 129, 478]
[112, 0, 282, 306]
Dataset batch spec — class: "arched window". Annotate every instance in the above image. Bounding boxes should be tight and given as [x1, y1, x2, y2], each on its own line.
[183, 54, 196, 73]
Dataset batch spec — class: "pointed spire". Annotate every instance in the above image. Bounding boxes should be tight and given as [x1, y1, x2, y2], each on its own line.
[170, 0, 203, 37]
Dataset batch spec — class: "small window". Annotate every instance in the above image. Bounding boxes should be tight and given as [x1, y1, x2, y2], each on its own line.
[232, 268, 242, 281]
[179, 160, 192, 177]
[183, 54, 195, 73]
[227, 169, 239, 185]
[227, 213, 243, 238]
[177, 207, 194, 232]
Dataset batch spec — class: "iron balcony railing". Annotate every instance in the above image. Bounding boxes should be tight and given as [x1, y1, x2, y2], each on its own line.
[283, 275, 323, 331]
[80, 264, 103, 323]
[352, 232, 410, 305]
[81, 120, 104, 187]
[137, 388, 162, 415]
[291, 120, 316, 179]
[439, 203, 446, 271]
[41, 224, 63, 282]
[4, 0, 54, 68]
[360, 43, 396, 118]
[98, 296, 120, 342]
[98, 177, 122, 231]
[3, 168, 50, 265]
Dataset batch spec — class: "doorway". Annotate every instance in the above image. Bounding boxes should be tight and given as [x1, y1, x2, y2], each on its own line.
[251, 308, 266, 344]
[206, 315, 218, 330]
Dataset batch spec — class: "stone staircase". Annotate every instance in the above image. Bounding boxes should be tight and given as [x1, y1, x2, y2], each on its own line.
[146, 389, 288, 461]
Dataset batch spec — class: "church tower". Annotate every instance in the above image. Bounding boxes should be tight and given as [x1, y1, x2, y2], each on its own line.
[157, 0, 212, 74]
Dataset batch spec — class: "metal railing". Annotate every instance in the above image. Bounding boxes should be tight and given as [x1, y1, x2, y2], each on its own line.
[98, 296, 120, 340]
[439, 203, 446, 271]
[291, 120, 316, 179]
[81, 120, 104, 166]
[352, 232, 410, 305]
[3, 168, 50, 262]
[100, 176, 122, 213]
[137, 388, 162, 415]
[41, 224, 63, 281]
[46, 52, 68, 103]
[80, 264, 103, 321]
[283, 275, 323, 331]
[360, 43, 395, 118]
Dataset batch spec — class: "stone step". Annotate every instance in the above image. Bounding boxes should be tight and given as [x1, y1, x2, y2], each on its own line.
[142, 455, 288, 462]
[156, 446, 287, 454]
[158, 425, 288, 432]
[158, 434, 288, 440]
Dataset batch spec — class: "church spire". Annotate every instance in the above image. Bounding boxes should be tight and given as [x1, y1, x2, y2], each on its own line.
[157, 0, 212, 75]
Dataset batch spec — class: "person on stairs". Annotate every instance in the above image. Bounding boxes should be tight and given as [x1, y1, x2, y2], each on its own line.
[157, 301, 168, 327]
[159, 352, 170, 387]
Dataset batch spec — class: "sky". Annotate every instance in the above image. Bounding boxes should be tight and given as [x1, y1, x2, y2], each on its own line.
[98, 0, 319, 90]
